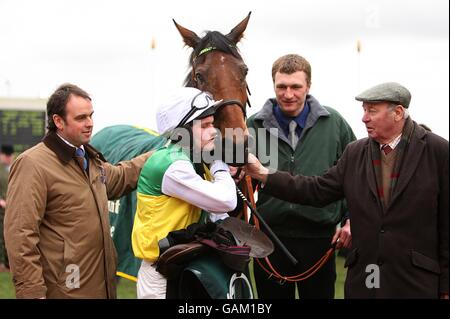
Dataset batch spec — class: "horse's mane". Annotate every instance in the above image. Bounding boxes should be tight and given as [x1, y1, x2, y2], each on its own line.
[184, 31, 242, 87]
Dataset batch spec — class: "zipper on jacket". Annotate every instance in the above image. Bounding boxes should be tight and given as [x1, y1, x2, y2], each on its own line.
[289, 154, 295, 174]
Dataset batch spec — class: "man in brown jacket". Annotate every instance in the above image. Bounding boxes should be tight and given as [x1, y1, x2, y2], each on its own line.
[4, 83, 151, 299]
[0, 145, 13, 272]
[245, 82, 448, 298]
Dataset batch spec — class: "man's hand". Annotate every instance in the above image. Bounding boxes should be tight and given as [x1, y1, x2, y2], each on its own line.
[332, 219, 351, 249]
[229, 166, 245, 184]
[440, 293, 449, 299]
[0, 198, 6, 209]
[244, 153, 269, 183]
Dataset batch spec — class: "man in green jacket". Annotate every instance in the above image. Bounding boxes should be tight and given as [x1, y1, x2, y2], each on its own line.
[247, 54, 355, 298]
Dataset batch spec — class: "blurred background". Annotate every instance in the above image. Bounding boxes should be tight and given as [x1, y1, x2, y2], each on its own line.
[0, 0, 448, 299]
[0, 0, 448, 142]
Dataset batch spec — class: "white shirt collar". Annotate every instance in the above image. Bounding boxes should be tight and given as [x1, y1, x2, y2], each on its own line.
[379, 133, 402, 150]
[56, 133, 85, 151]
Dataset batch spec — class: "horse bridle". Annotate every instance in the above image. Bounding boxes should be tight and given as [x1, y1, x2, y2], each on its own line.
[215, 99, 247, 119]
[191, 46, 251, 120]
[190, 46, 251, 167]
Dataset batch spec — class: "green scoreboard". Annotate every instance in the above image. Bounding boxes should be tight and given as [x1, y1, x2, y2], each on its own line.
[0, 98, 47, 153]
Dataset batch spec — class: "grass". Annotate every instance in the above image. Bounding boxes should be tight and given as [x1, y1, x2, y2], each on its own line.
[335, 254, 346, 299]
[0, 271, 15, 299]
[0, 255, 347, 299]
[116, 277, 137, 299]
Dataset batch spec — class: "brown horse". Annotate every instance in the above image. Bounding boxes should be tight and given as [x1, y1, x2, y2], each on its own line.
[173, 13, 251, 165]
[91, 16, 256, 295]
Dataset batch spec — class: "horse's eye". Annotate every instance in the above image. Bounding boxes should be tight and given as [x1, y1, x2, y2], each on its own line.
[195, 73, 205, 84]
[240, 68, 248, 83]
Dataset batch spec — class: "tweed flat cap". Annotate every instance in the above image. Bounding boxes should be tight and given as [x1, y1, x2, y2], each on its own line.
[355, 82, 411, 108]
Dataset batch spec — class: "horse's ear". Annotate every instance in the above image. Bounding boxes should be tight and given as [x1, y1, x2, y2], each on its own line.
[173, 19, 201, 48]
[226, 11, 251, 44]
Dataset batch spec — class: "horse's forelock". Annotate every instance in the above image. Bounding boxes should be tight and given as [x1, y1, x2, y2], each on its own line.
[184, 31, 242, 87]
[194, 31, 241, 59]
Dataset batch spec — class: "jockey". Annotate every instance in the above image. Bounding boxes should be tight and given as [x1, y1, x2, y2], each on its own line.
[131, 87, 237, 299]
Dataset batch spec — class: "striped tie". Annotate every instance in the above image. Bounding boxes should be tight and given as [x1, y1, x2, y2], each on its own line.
[75, 147, 88, 171]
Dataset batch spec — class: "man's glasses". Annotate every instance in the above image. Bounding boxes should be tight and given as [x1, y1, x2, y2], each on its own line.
[177, 91, 217, 128]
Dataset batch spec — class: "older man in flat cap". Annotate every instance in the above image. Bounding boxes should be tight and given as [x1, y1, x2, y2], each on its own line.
[244, 82, 449, 298]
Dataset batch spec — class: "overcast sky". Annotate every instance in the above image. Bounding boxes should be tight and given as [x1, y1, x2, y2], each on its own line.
[0, 0, 448, 139]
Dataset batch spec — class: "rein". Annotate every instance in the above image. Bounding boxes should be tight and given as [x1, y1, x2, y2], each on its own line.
[237, 177, 337, 283]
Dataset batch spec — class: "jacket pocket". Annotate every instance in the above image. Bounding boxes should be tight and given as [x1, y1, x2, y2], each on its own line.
[58, 240, 76, 287]
[410, 250, 440, 274]
[344, 248, 358, 268]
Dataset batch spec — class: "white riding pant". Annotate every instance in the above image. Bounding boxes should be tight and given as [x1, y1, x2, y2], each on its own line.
[137, 260, 167, 299]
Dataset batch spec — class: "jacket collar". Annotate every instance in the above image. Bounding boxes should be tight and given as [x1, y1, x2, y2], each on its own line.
[273, 102, 310, 137]
[365, 120, 427, 208]
[303, 95, 330, 130]
[365, 137, 380, 207]
[389, 120, 426, 205]
[255, 95, 329, 125]
[254, 95, 330, 143]
[43, 131, 107, 164]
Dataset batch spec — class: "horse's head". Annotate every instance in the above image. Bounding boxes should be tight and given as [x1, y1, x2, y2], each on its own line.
[173, 13, 251, 165]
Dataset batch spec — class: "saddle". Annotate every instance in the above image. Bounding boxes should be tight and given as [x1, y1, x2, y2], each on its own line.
[155, 217, 274, 279]
[156, 241, 209, 279]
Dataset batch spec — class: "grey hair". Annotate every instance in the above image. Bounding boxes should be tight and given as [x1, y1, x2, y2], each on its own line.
[388, 103, 409, 119]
